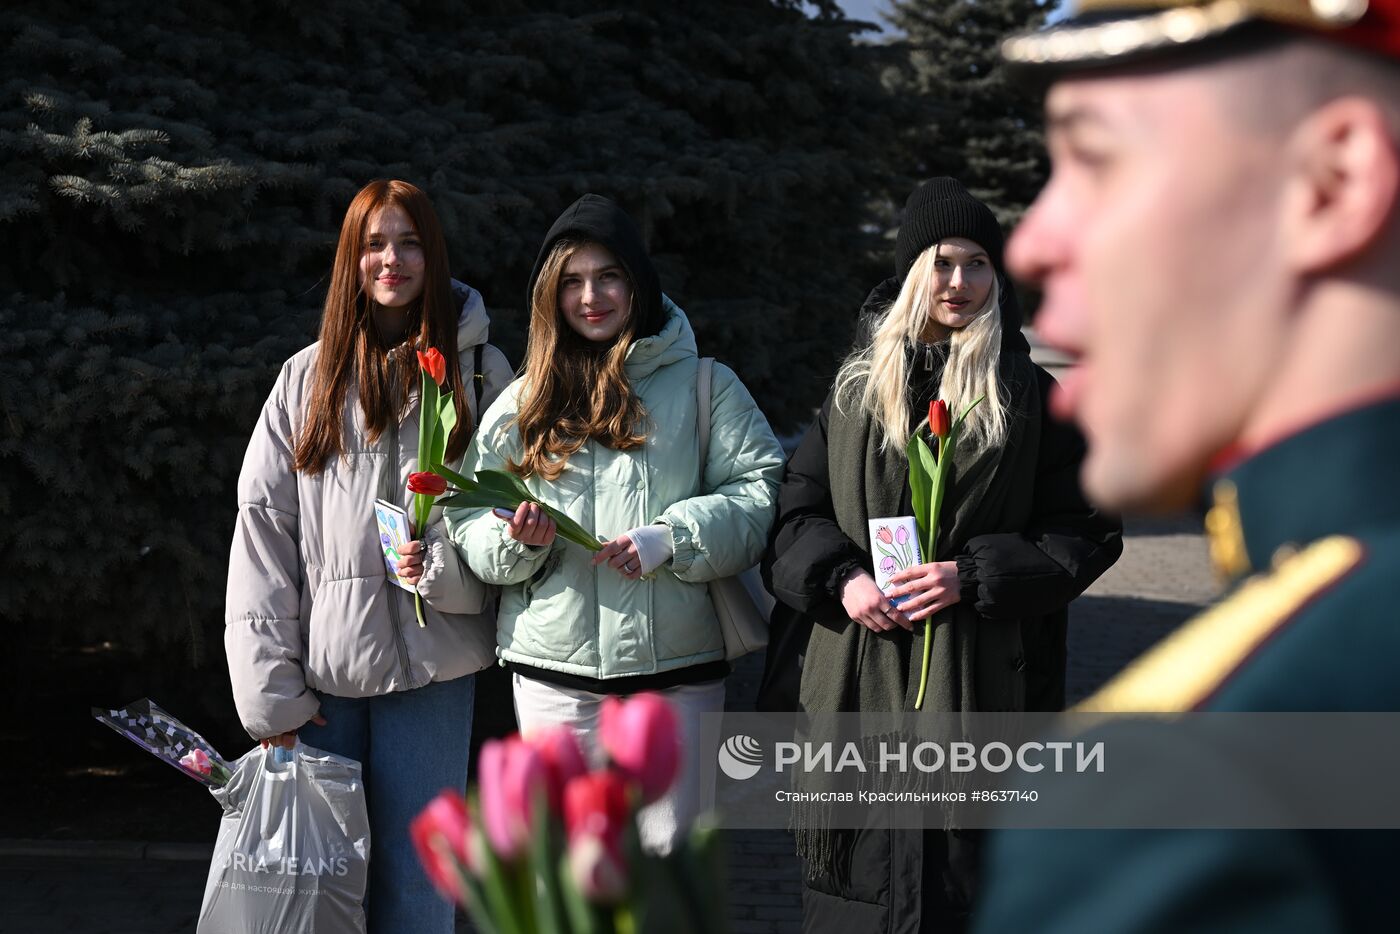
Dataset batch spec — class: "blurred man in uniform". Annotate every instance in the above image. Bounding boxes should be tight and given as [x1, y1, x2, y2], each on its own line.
[973, 1, 1400, 930]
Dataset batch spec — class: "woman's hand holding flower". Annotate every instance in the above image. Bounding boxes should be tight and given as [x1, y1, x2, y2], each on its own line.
[397, 539, 426, 585]
[887, 561, 962, 621]
[839, 568, 912, 633]
[501, 501, 557, 548]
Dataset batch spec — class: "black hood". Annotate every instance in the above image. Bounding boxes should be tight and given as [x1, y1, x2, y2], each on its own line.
[526, 194, 665, 340]
[856, 275, 1031, 355]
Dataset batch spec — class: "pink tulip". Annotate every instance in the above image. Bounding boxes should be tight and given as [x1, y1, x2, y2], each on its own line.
[562, 769, 632, 903]
[895, 525, 909, 545]
[180, 748, 213, 776]
[875, 526, 894, 545]
[525, 725, 589, 812]
[410, 790, 476, 905]
[478, 737, 546, 861]
[879, 556, 896, 575]
[598, 693, 680, 803]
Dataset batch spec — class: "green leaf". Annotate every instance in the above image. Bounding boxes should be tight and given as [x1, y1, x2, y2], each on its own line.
[477, 467, 536, 502]
[929, 435, 953, 559]
[431, 463, 478, 491]
[556, 852, 601, 934]
[475, 468, 529, 496]
[418, 371, 441, 472]
[431, 391, 456, 469]
[527, 794, 565, 934]
[436, 490, 526, 512]
[949, 394, 985, 445]
[906, 434, 937, 558]
[542, 506, 604, 552]
[682, 822, 728, 934]
[459, 870, 502, 934]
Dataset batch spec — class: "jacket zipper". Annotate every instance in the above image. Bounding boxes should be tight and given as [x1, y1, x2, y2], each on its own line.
[385, 409, 415, 688]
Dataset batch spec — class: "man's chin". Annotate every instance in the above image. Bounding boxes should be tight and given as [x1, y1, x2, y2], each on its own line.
[1083, 451, 1203, 516]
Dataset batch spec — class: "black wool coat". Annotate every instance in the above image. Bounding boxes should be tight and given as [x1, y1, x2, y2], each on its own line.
[758, 282, 1123, 934]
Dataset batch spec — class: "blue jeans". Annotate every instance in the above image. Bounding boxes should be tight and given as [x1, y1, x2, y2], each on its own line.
[298, 675, 475, 934]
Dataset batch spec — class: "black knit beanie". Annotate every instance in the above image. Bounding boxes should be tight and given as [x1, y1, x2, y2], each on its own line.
[893, 177, 1005, 282]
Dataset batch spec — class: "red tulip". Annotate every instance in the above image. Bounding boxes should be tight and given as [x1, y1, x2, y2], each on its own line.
[562, 769, 631, 901]
[525, 725, 589, 812]
[875, 526, 894, 545]
[478, 737, 546, 861]
[928, 399, 950, 439]
[410, 790, 476, 905]
[563, 768, 631, 848]
[407, 471, 448, 496]
[598, 693, 680, 803]
[417, 347, 447, 387]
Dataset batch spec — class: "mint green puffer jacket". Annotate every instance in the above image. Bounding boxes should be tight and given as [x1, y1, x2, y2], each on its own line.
[447, 300, 785, 681]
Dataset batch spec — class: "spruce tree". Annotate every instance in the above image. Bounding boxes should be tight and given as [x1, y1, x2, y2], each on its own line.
[1, 0, 902, 690]
[884, 0, 1051, 226]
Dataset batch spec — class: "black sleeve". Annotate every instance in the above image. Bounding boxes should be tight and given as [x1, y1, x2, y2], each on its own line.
[954, 367, 1123, 620]
[761, 394, 867, 615]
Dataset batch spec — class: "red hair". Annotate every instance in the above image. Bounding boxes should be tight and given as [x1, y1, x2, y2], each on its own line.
[293, 179, 471, 474]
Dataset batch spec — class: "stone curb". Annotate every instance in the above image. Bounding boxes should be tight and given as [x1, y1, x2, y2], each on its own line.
[0, 838, 212, 861]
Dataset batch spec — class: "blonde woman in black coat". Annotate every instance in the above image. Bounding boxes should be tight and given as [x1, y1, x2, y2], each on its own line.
[762, 178, 1122, 933]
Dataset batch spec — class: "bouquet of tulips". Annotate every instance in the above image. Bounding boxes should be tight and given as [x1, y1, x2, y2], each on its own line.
[407, 346, 603, 559]
[908, 396, 982, 710]
[411, 693, 727, 934]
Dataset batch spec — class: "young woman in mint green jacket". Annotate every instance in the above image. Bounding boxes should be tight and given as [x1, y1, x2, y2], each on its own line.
[448, 194, 784, 852]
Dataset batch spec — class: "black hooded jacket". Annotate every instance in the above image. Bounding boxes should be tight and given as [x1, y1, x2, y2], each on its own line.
[526, 193, 666, 340]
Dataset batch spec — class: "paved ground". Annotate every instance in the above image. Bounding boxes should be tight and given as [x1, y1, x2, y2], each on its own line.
[0, 518, 1213, 933]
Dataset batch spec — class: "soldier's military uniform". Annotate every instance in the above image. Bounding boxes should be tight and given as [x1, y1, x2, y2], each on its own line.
[976, 396, 1400, 932]
[973, 2, 1400, 931]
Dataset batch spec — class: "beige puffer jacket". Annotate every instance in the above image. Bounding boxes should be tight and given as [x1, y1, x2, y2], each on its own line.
[224, 282, 512, 740]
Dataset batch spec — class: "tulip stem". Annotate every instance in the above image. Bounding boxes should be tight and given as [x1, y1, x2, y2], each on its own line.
[613, 905, 637, 934]
[913, 433, 948, 711]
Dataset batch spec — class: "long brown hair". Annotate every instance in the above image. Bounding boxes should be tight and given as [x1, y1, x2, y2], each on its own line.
[293, 179, 472, 474]
[509, 239, 648, 480]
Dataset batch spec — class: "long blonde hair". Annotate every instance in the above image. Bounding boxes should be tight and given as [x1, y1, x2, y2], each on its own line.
[834, 242, 1009, 453]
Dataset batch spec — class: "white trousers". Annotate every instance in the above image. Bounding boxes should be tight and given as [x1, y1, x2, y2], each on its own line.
[511, 672, 727, 855]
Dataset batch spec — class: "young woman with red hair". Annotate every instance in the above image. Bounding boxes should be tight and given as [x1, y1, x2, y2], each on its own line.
[224, 179, 511, 933]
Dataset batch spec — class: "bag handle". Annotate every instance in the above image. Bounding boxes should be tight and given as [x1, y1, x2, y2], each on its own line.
[697, 356, 713, 484]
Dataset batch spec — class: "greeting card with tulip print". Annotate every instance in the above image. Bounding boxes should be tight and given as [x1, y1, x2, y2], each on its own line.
[374, 498, 416, 593]
[868, 516, 924, 603]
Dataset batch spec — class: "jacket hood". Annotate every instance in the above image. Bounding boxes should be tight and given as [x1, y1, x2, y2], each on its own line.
[450, 278, 491, 353]
[625, 296, 696, 380]
[857, 275, 1031, 355]
[526, 194, 665, 340]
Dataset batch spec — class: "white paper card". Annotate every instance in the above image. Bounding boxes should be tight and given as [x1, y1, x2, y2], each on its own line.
[374, 498, 417, 593]
[868, 516, 924, 603]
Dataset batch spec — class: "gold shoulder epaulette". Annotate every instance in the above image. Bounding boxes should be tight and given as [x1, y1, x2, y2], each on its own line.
[1078, 536, 1364, 713]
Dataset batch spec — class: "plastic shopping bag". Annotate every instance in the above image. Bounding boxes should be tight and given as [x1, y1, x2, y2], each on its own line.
[197, 743, 370, 934]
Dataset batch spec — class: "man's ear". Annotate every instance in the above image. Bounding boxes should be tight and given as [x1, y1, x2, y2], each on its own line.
[1279, 96, 1399, 274]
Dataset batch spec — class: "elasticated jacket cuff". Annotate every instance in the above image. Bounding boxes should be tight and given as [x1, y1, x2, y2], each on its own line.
[824, 557, 866, 599]
[955, 554, 981, 604]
